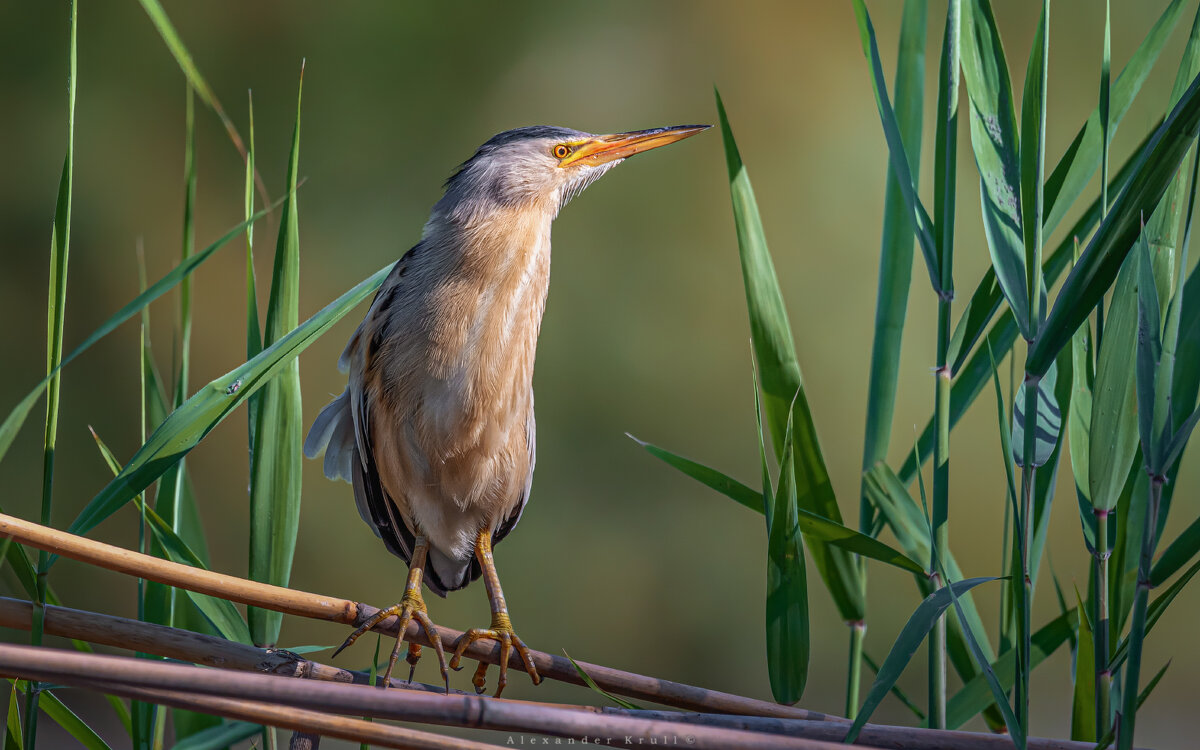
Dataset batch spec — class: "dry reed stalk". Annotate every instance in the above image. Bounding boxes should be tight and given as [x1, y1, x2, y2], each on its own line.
[0, 596, 1113, 750]
[67, 678, 499, 750]
[0, 512, 840, 721]
[595, 709, 1120, 750]
[0, 643, 855, 750]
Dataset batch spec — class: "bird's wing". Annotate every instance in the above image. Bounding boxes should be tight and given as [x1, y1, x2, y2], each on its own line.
[493, 391, 536, 546]
[346, 254, 418, 568]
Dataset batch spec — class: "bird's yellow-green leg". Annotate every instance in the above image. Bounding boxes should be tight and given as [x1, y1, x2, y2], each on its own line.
[333, 535, 448, 690]
[449, 530, 541, 697]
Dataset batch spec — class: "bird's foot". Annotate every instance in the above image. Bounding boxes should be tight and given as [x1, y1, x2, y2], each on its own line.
[333, 590, 449, 691]
[448, 613, 540, 697]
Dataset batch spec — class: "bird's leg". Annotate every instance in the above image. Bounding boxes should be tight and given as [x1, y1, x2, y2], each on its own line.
[332, 535, 449, 690]
[448, 530, 541, 697]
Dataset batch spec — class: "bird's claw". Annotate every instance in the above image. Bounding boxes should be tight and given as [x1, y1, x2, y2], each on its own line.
[334, 592, 448, 688]
[448, 618, 540, 698]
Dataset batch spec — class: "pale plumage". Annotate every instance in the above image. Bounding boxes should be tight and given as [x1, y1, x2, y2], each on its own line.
[304, 124, 708, 694]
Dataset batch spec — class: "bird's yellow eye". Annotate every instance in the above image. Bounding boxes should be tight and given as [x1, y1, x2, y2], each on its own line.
[552, 144, 571, 159]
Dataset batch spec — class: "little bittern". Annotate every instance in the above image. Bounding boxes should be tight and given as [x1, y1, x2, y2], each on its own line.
[304, 124, 708, 696]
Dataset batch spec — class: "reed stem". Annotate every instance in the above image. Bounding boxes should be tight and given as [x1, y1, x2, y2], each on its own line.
[1094, 508, 1111, 738]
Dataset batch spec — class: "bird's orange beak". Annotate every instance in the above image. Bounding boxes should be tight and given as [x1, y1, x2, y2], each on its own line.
[558, 125, 710, 168]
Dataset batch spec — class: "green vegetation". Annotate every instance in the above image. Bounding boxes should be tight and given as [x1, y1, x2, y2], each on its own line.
[4, 1, 1200, 748]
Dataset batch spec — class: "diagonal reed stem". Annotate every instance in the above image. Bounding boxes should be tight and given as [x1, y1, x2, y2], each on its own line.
[0, 512, 838, 722]
[0, 644, 849, 750]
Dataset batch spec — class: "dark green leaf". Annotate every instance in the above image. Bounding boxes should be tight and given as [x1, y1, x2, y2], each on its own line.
[1091, 249, 1142, 511]
[861, 0, 928, 533]
[1012, 361, 1061, 468]
[765, 402, 808, 704]
[960, 0, 1029, 336]
[1028, 71, 1200, 376]
[170, 721, 262, 750]
[849, 0, 940, 289]
[715, 89, 862, 621]
[846, 578, 997, 743]
[249, 66, 305, 647]
[630, 436, 762, 514]
[943, 607, 1077, 729]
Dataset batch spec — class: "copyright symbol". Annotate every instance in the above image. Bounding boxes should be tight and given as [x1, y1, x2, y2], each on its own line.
[685, 737, 696, 745]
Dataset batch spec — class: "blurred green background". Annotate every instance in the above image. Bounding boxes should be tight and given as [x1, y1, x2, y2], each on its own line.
[0, 1, 1196, 747]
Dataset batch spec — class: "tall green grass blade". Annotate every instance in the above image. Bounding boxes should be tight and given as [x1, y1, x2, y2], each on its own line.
[1020, 0, 1050, 336]
[1046, 0, 1187, 236]
[11, 682, 109, 750]
[1099, 0, 1112, 222]
[862, 651, 926, 720]
[1152, 514, 1200, 584]
[1112, 557, 1200, 671]
[1028, 72, 1200, 377]
[634, 436, 924, 574]
[752, 380, 807, 704]
[1091, 241, 1143, 512]
[1145, 5, 1200, 319]
[245, 92, 262, 463]
[0, 208, 271, 468]
[1071, 587, 1097, 741]
[863, 461, 998, 661]
[27, 4, 77, 745]
[135, 0, 257, 193]
[4, 685, 20, 750]
[860, 0, 927, 542]
[960, 0, 1030, 337]
[1136, 238, 1165, 468]
[249, 65, 305, 647]
[1068, 242, 1096, 543]
[943, 607, 1076, 729]
[170, 721, 261, 750]
[845, 577, 996, 743]
[62, 261, 391, 545]
[715, 89, 862, 622]
[850, 0, 939, 290]
[89, 428, 252, 645]
[947, 128, 1152, 374]
[629, 437, 762, 514]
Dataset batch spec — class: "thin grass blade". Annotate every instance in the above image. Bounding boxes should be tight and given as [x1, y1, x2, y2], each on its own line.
[11, 682, 109, 750]
[1028, 72, 1200, 376]
[845, 577, 996, 743]
[850, 0, 939, 289]
[715, 89, 862, 622]
[860, 0, 928, 539]
[248, 66, 305, 647]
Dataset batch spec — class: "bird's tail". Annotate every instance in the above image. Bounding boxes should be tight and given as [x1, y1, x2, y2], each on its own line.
[304, 389, 357, 485]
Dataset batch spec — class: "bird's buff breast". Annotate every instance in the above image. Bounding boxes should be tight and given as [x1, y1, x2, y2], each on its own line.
[366, 218, 551, 559]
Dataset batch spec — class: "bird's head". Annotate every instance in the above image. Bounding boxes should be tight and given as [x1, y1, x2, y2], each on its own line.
[433, 124, 709, 226]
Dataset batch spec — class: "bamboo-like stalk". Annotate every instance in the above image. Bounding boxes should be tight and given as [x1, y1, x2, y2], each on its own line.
[0, 642, 1130, 750]
[0, 595, 1111, 750]
[1093, 1, 1113, 738]
[600, 709, 1125, 750]
[0, 596, 453, 695]
[0, 644, 850, 750]
[1094, 507, 1111, 737]
[66, 679, 498, 750]
[0, 513, 840, 722]
[28, 2, 78, 745]
[928, 0, 960, 727]
[1117, 475, 1165, 750]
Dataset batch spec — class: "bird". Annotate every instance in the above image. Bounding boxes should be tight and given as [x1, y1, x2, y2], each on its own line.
[303, 123, 708, 696]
